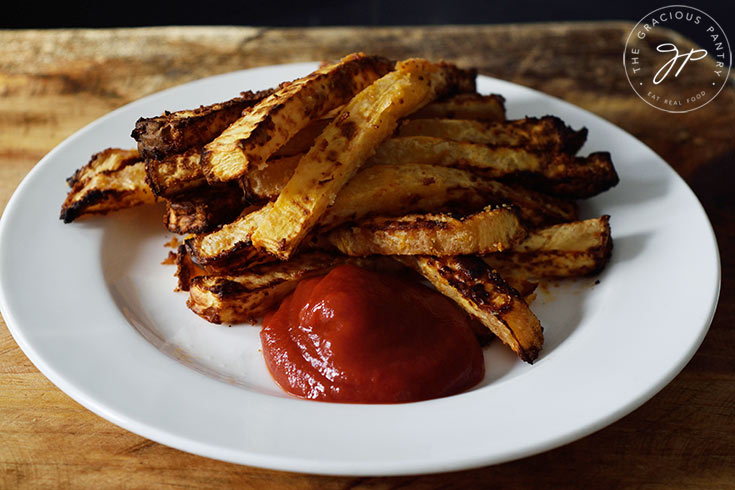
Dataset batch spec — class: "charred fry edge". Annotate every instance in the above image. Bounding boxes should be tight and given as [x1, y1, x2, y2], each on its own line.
[503, 151, 618, 199]
[186, 252, 345, 324]
[201, 53, 396, 183]
[408, 93, 506, 121]
[175, 244, 206, 291]
[66, 148, 141, 188]
[370, 137, 618, 199]
[145, 147, 207, 198]
[184, 204, 276, 273]
[328, 204, 526, 256]
[163, 183, 248, 235]
[397, 115, 587, 154]
[131, 89, 273, 160]
[251, 59, 477, 259]
[60, 159, 156, 223]
[402, 255, 543, 363]
[483, 216, 612, 278]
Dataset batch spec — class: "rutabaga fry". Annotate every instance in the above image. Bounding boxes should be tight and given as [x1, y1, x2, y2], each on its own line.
[401, 254, 544, 363]
[132, 89, 273, 160]
[483, 216, 612, 278]
[251, 59, 478, 259]
[187, 252, 346, 324]
[369, 137, 618, 198]
[397, 115, 587, 154]
[60, 156, 156, 223]
[201, 53, 394, 183]
[328, 205, 526, 256]
[407, 93, 506, 121]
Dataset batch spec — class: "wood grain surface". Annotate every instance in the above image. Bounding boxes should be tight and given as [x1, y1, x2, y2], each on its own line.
[1, 24, 733, 489]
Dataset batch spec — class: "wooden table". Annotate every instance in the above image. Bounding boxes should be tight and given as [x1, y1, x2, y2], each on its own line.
[1, 25, 733, 488]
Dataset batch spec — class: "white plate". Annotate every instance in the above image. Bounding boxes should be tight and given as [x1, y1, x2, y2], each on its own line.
[0, 63, 720, 476]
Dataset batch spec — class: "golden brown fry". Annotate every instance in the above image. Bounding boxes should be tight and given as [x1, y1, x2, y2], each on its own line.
[201, 53, 394, 183]
[503, 274, 539, 303]
[251, 59, 478, 259]
[174, 244, 206, 292]
[66, 147, 141, 188]
[195, 162, 497, 272]
[370, 136, 546, 171]
[368, 137, 618, 199]
[190, 162, 514, 271]
[328, 205, 526, 256]
[131, 90, 272, 160]
[483, 216, 612, 278]
[271, 118, 332, 158]
[401, 255, 543, 363]
[148, 120, 333, 201]
[317, 163, 577, 230]
[408, 93, 506, 121]
[163, 183, 247, 234]
[522, 151, 618, 199]
[60, 154, 156, 223]
[240, 154, 302, 202]
[145, 147, 206, 198]
[482, 182, 578, 227]
[396, 115, 587, 154]
[193, 162, 538, 273]
[240, 157, 577, 229]
[184, 203, 275, 273]
[134, 90, 509, 166]
[187, 252, 344, 324]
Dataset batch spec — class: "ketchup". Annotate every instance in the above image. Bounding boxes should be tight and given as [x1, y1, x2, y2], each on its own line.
[260, 264, 485, 403]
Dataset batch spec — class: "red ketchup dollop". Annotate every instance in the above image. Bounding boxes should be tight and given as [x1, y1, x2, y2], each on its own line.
[260, 264, 485, 403]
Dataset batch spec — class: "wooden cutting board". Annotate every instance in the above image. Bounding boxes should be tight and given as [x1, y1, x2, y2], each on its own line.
[1, 24, 733, 488]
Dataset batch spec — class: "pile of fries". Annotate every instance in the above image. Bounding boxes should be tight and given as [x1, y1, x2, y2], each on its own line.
[60, 53, 617, 364]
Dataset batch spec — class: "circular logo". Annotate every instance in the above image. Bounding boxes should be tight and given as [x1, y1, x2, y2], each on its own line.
[624, 5, 731, 113]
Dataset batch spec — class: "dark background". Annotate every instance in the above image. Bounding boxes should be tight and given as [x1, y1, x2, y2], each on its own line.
[3, 0, 733, 29]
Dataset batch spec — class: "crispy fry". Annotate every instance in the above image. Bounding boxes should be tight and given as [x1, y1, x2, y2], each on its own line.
[318, 163, 577, 230]
[192, 162, 548, 271]
[271, 118, 332, 158]
[401, 255, 543, 363]
[148, 119, 333, 200]
[201, 53, 394, 183]
[194, 161, 540, 272]
[397, 115, 587, 154]
[145, 147, 206, 198]
[66, 147, 141, 188]
[174, 244, 206, 291]
[481, 182, 578, 227]
[133, 91, 507, 167]
[184, 203, 275, 272]
[503, 274, 539, 303]
[195, 162, 495, 271]
[131, 90, 272, 160]
[187, 252, 344, 324]
[511, 151, 618, 199]
[240, 156, 578, 229]
[408, 93, 506, 121]
[483, 216, 612, 278]
[240, 154, 302, 202]
[163, 183, 247, 234]
[328, 205, 526, 256]
[60, 153, 156, 223]
[251, 59, 478, 259]
[368, 137, 618, 198]
[186, 252, 405, 324]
